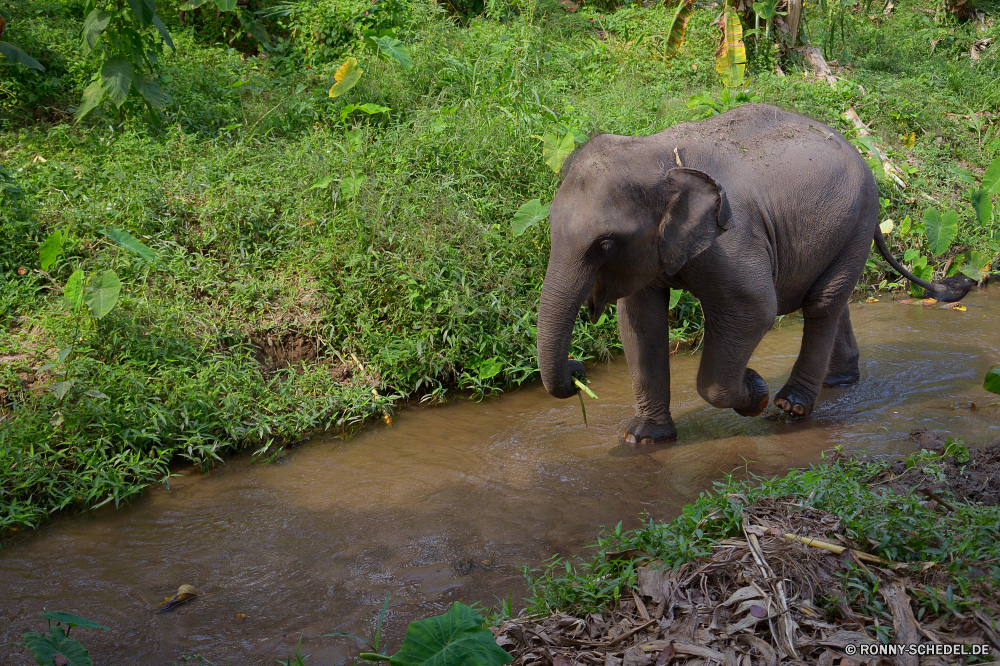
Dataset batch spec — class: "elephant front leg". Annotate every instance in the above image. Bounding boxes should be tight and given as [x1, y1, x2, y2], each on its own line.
[618, 287, 677, 446]
[695, 298, 776, 417]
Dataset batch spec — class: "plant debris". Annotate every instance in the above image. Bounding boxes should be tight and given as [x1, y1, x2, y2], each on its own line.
[494, 485, 1000, 666]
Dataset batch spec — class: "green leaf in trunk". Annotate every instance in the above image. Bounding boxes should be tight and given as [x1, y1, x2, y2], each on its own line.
[922, 208, 957, 256]
[84, 270, 121, 318]
[669, 289, 683, 309]
[371, 36, 413, 70]
[362, 602, 511, 666]
[511, 199, 550, 236]
[101, 56, 134, 108]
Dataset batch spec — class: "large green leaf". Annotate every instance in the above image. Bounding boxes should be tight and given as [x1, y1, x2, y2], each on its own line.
[970, 187, 993, 227]
[715, 6, 746, 88]
[81, 9, 111, 56]
[511, 199, 550, 237]
[38, 612, 109, 631]
[959, 250, 989, 281]
[101, 56, 133, 108]
[371, 36, 413, 70]
[541, 130, 575, 173]
[101, 228, 156, 261]
[985, 367, 1000, 395]
[371, 602, 512, 666]
[126, 0, 155, 26]
[216, 0, 237, 10]
[922, 208, 957, 256]
[983, 155, 1000, 195]
[64, 269, 84, 311]
[84, 270, 121, 319]
[39, 230, 65, 271]
[133, 72, 168, 107]
[0, 40, 45, 70]
[180, 0, 210, 8]
[23, 626, 92, 666]
[75, 78, 105, 121]
[664, 0, 695, 58]
[669, 289, 683, 309]
[152, 14, 174, 49]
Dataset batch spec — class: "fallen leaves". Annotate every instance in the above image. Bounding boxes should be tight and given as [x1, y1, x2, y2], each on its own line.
[156, 584, 199, 614]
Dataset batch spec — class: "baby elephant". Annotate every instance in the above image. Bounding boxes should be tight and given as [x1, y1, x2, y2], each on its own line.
[536, 103, 973, 445]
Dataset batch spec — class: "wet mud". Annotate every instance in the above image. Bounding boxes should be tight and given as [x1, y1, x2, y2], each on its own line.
[1, 292, 998, 665]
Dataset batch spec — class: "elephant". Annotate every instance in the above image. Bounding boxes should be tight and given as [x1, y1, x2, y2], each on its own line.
[536, 103, 974, 446]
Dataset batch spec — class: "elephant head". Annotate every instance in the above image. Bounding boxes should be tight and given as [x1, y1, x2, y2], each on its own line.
[536, 135, 733, 399]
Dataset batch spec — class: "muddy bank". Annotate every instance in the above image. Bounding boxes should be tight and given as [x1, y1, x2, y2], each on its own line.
[1, 294, 998, 665]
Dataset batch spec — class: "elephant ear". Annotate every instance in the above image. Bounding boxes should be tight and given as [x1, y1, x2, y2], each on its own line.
[657, 168, 732, 275]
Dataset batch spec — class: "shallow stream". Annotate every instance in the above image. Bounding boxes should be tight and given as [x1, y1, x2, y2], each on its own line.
[1, 293, 998, 665]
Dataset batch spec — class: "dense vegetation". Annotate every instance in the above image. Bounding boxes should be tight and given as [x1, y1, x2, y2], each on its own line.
[1, 0, 998, 534]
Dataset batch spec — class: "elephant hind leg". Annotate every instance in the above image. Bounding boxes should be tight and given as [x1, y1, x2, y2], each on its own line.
[775, 258, 865, 416]
[823, 304, 860, 387]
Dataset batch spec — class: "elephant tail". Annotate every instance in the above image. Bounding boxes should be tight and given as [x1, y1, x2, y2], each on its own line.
[872, 227, 975, 303]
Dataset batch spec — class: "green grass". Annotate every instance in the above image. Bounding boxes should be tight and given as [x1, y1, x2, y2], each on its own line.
[1, 0, 999, 535]
[521, 452, 1000, 630]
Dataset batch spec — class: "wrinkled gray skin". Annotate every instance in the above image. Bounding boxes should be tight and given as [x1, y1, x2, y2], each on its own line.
[537, 104, 973, 445]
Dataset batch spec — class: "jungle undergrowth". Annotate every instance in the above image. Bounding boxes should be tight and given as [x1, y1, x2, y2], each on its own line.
[0, 0, 998, 535]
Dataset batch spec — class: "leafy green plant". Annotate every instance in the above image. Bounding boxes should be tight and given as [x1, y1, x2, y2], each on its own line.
[686, 89, 759, 120]
[985, 367, 1000, 395]
[663, 0, 695, 59]
[0, 7, 45, 71]
[358, 602, 512, 666]
[12, 611, 109, 666]
[510, 199, 550, 237]
[75, 0, 176, 121]
[176, 0, 270, 53]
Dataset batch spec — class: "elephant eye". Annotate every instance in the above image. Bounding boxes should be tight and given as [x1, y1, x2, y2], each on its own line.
[598, 238, 615, 255]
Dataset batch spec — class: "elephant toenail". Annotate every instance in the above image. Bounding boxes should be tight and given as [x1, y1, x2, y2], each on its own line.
[792, 404, 805, 415]
[625, 433, 637, 445]
[640, 437, 654, 446]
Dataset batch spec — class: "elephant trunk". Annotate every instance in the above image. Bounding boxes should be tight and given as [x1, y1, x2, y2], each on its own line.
[537, 260, 592, 399]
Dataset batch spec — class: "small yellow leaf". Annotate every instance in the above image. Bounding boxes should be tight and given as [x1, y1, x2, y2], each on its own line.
[866, 297, 879, 303]
[952, 304, 966, 311]
[329, 57, 363, 98]
[903, 132, 915, 148]
[879, 219, 894, 234]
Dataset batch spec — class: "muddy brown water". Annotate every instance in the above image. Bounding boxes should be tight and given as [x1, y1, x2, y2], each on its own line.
[2, 293, 998, 665]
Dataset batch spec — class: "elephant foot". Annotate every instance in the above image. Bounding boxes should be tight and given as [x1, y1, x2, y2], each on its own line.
[822, 370, 860, 388]
[623, 416, 677, 447]
[734, 368, 770, 417]
[774, 383, 816, 416]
